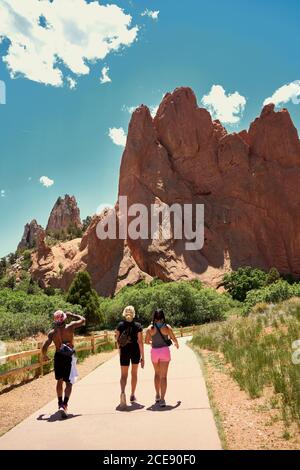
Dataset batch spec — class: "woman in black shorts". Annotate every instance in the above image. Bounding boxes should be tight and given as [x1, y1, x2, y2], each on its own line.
[115, 306, 144, 408]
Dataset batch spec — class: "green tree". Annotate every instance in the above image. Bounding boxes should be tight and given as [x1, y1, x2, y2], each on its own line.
[21, 250, 32, 271]
[6, 274, 16, 290]
[0, 257, 7, 278]
[82, 216, 92, 233]
[8, 252, 18, 265]
[223, 267, 267, 302]
[265, 267, 280, 286]
[67, 271, 103, 326]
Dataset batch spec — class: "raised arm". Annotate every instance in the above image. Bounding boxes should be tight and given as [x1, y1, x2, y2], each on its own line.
[66, 311, 86, 329]
[41, 330, 54, 361]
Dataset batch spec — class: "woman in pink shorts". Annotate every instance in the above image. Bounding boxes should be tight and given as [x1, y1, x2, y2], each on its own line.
[145, 309, 179, 407]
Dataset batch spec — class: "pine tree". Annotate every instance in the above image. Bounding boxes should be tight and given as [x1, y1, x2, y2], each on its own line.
[67, 271, 103, 326]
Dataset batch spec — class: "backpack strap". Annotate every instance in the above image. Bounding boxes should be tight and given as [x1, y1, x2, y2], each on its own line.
[156, 325, 170, 346]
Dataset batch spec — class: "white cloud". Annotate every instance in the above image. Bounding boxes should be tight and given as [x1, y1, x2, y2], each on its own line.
[39, 176, 54, 187]
[108, 127, 127, 147]
[201, 85, 246, 124]
[1, 190, 6, 198]
[100, 66, 111, 84]
[149, 105, 158, 118]
[66, 76, 77, 89]
[0, 0, 138, 87]
[263, 80, 300, 107]
[141, 9, 159, 20]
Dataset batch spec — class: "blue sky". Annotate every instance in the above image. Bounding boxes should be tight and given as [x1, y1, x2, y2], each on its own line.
[0, 0, 300, 257]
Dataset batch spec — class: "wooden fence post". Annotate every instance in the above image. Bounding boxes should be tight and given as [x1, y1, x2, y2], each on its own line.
[38, 342, 43, 377]
[192, 324, 195, 335]
[180, 327, 183, 337]
[91, 335, 95, 354]
[105, 331, 109, 344]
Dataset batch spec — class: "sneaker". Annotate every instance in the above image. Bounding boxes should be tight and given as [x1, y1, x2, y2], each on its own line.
[120, 392, 127, 408]
[130, 394, 136, 402]
[159, 399, 166, 407]
[59, 405, 68, 419]
[155, 394, 160, 403]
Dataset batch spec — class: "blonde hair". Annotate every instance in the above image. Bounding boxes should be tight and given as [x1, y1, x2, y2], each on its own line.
[122, 305, 135, 319]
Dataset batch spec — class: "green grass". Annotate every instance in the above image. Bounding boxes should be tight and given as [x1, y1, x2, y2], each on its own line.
[191, 298, 300, 426]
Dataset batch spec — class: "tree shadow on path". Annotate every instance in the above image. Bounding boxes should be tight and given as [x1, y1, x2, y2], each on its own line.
[147, 400, 181, 412]
[37, 411, 82, 422]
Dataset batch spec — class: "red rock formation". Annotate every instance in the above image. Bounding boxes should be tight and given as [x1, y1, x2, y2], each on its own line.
[17, 219, 44, 251]
[31, 87, 300, 295]
[46, 195, 82, 234]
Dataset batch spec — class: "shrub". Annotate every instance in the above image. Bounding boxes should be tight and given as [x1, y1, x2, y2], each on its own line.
[0, 289, 82, 340]
[191, 300, 300, 426]
[244, 280, 294, 314]
[21, 250, 32, 271]
[265, 267, 280, 286]
[100, 280, 233, 329]
[223, 267, 267, 301]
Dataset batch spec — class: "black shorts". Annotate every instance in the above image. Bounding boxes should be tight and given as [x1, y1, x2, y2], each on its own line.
[120, 344, 141, 366]
[54, 352, 72, 382]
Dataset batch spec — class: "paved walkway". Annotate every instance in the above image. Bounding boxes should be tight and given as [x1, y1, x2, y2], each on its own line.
[0, 337, 221, 450]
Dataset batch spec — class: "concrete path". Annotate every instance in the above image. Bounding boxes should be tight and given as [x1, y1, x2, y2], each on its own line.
[0, 337, 221, 450]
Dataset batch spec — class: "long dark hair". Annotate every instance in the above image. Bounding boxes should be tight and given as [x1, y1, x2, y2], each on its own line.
[152, 309, 166, 328]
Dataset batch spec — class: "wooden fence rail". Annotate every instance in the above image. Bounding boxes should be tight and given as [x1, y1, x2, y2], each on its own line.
[0, 326, 198, 384]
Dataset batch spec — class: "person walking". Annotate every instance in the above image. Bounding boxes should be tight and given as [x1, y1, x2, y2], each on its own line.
[145, 309, 179, 407]
[41, 310, 85, 418]
[115, 306, 144, 408]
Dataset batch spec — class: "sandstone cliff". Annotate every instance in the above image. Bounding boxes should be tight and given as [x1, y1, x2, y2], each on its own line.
[17, 219, 44, 251]
[31, 87, 300, 296]
[46, 194, 82, 234]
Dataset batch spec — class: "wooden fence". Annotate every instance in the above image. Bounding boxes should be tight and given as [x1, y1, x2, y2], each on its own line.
[0, 326, 198, 384]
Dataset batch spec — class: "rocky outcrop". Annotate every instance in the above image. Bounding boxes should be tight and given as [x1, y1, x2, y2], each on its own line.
[17, 219, 44, 251]
[46, 195, 82, 234]
[31, 212, 152, 296]
[31, 86, 300, 295]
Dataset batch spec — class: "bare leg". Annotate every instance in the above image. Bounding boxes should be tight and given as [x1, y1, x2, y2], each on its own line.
[120, 366, 129, 393]
[159, 361, 170, 400]
[152, 361, 161, 396]
[131, 364, 139, 396]
[56, 379, 63, 399]
[64, 382, 72, 399]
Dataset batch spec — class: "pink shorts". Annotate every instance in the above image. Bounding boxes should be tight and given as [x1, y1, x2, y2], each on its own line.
[151, 347, 171, 363]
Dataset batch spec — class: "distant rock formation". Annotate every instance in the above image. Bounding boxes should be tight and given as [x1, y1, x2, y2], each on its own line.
[31, 86, 300, 296]
[46, 195, 82, 234]
[17, 219, 44, 252]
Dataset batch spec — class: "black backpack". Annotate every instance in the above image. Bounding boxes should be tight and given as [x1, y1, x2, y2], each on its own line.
[117, 324, 132, 348]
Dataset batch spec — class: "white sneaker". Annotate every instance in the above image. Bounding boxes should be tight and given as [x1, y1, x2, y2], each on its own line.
[59, 405, 68, 419]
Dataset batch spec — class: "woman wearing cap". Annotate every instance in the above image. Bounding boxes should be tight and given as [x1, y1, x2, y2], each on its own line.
[115, 306, 144, 408]
[145, 309, 179, 407]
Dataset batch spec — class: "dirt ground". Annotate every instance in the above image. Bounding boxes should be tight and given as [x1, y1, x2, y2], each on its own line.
[199, 349, 300, 450]
[0, 349, 117, 437]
